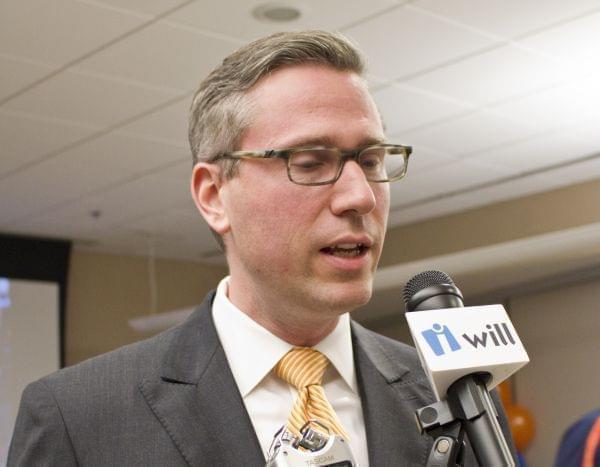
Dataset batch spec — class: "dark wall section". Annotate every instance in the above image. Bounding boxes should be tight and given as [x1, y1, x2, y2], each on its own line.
[0, 233, 71, 367]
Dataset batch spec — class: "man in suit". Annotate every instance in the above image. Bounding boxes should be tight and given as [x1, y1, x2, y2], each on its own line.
[9, 31, 516, 466]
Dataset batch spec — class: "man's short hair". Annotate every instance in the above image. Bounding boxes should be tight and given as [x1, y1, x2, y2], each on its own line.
[188, 30, 367, 178]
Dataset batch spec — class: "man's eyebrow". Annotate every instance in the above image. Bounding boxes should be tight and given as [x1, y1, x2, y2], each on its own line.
[284, 136, 385, 148]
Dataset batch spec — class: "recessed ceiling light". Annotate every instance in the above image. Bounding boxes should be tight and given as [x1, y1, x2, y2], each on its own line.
[252, 3, 302, 22]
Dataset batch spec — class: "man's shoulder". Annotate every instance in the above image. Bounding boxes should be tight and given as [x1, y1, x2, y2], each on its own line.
[38, 292, 217, 394]
[39, 324, 178, 392]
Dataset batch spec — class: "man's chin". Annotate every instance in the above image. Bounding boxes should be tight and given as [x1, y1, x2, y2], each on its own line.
[321, 282, 373, 313]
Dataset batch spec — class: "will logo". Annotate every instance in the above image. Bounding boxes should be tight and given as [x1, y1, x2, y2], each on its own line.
[421, 321, 518, 356]
[462, 323, 516, 348]
[421, 323, 461, 356]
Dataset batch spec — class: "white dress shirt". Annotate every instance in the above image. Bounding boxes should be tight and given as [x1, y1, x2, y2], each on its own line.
[212, 277, 369, 466]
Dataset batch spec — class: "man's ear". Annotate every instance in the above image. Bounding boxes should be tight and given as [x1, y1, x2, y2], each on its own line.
[190, 162, 230, 235]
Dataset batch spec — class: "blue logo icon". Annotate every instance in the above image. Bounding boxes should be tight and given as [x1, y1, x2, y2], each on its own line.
[422, 323, 461, 356]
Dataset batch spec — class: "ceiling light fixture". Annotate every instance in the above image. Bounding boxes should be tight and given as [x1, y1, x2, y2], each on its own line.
[252, 3, 302, 22]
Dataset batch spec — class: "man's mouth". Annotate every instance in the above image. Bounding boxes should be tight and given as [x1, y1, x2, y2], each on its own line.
[320, 243, 368, 258]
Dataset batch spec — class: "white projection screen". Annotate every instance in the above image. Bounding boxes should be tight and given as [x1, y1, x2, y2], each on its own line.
[0, 277, 60, 466]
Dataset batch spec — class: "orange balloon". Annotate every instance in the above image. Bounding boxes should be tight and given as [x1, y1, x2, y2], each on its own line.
[496, 381, 513, 408]
[506, 404, 536, 451]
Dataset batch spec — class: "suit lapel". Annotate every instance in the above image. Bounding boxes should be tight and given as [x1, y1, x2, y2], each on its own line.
[352, 322, 434, 466]
[139, 292, 265, 466]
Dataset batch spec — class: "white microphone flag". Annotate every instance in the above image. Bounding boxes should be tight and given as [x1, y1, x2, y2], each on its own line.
[406, 304, 529, 400]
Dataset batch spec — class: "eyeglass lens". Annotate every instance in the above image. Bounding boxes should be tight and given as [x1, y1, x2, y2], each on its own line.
[288, 147, 406, 184]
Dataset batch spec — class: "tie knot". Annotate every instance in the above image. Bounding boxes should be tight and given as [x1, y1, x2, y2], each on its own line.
[276, 347, 329, 389]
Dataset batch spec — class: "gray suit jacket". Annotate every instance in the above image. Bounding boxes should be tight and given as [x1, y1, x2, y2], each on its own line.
[8, 291, 516, 466]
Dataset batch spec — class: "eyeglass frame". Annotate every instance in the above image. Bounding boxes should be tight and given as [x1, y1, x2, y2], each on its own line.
[210, 144, 413, 186]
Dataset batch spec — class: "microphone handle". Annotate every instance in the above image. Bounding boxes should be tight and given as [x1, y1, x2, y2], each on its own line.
[447, 374, 515, 467]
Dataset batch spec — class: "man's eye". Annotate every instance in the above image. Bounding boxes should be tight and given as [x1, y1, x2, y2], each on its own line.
[291, 153, 328, 170]
[361, 156, 382, 170]
[293, 160, 322, 169]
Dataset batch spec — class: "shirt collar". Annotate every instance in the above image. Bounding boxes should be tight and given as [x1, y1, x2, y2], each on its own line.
[313, 309, 356, 393]
[212, 277, 357, 397]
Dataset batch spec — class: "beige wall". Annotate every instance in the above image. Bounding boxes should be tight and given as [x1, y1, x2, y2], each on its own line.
[381, 178, 600, 266]
[65, 250, 227, 366]
[365, 275, 600, 467]
[509, 277, 600, 467]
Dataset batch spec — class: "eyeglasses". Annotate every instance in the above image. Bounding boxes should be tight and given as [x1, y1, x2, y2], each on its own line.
[211, 144, 413, 186]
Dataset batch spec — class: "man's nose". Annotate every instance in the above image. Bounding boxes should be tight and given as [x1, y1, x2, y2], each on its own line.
[329, 160, 377, 216]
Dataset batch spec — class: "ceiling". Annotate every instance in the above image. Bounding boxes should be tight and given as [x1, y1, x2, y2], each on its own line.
[2, 0, 600, 268]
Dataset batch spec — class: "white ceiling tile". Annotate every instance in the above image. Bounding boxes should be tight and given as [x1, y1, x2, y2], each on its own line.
[0, 0, 143, 65]
[519, 10, 600, 74]
[0, 135, 188, 222]
[153, 159, 193, 183]
[75, 22, 239, 91]
[20, 176, 206, 261]
[407, 145, 457, 175]
[489, 79, 600, 132]
[121, 207, 214, 247]
[74, 230, 224, 263]
[17, 175, 195, 246]
[399, 111, 536, 157]
[390, 157, 511, 209]
[90, 0, 189, 17]
[413, 0, 600, 39]
[0, 157, 126, 223]
[543, 155, 600, 186]
[465, 172, 560, 203]
[0, 56, 55, 101]
[388, 171, 557, 226]
[0, 111, 98, 176]
[389, 192, 483, 226]
[166, 0, 398, 42]
[62, 176, 193, 225]
[117, 95, 190, 145]
[4, 70, 179, 127]
[16, 204, 209, 255]
[473, 131, 600, 174]
[565, 124, 600, 154]
[6, 217, 105, 242]
[405, 44, 573, 107]
[374, 83, 472, 135]
[366, 74, 391, 89]
[387, 146, 458, 207]
[345, 4, 497, 81]
[74, 232, 155, 258]
[19, 206, 111, 236]
[55, 132, 189, 177]
[123, 206, 199, 233]
[389, 172, 444, 207]
[149, 236, 224, 262]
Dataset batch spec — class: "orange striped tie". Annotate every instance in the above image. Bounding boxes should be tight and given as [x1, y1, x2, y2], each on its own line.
[275, 347, 349, 440]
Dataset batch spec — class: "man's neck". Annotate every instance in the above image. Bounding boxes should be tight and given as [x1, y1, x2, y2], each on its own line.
[226, 278, 341, 347]
[242, 305, 339, 346]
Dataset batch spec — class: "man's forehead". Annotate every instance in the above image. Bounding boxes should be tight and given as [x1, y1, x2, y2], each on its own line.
[248, 63, 370, 103]
[237, 63, 384, 151]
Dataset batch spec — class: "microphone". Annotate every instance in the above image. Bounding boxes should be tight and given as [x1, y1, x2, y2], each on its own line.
[403, 270, 464, 312]
[404, 270, 528, 400]
[404, 270, 528, 467]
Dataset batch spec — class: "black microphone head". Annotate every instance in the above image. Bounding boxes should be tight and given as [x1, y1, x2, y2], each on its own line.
[403, 270, 454, 304]
[403, 270, 464, 312]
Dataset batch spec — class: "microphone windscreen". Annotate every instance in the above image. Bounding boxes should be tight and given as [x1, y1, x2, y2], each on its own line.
[403, 270, 454, 305]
